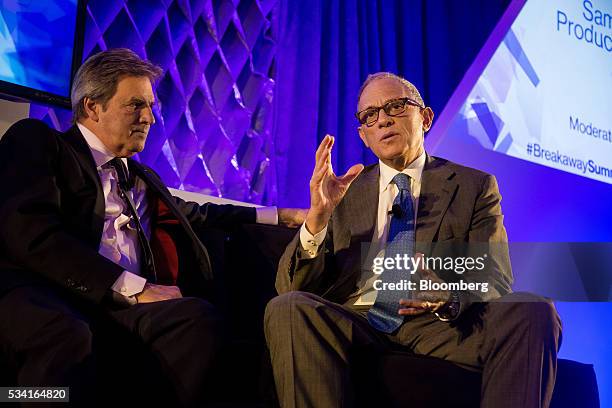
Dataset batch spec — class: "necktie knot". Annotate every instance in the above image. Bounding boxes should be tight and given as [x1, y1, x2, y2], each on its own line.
[106, 158, 133, 190]
[392, 173, 410, 192]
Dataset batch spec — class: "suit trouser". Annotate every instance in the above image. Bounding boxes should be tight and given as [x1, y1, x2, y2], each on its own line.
[264, 291, 562, 408]
[0, 285, 221, 407]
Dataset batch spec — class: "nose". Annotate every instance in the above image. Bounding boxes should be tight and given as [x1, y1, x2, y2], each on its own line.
[377, 109, 394, 128]
[140, 105, 155, 125]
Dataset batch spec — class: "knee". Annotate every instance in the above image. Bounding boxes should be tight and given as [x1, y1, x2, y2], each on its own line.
[36, 316, 93, 360]
[265, 291, 317, 317]
[173, 297, 217, 318]
[505, 293, 562, 337]
[526, 299, 561, 331]
[70, 319, 94, 348]
[264, 291, 319, 333]
[172, 297, 220, 330]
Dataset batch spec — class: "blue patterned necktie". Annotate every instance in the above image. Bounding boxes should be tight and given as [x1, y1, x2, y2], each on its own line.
[368, 173, 416, 333]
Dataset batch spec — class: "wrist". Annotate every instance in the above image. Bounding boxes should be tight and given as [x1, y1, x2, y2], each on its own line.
[305, 210, 330, 235]
[105, 290, 137, 308]
[434, 291, 460, 322]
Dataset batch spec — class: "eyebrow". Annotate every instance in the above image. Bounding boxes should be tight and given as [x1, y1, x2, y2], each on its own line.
[125, 97, 156, 106]
[360, 97, 405, 111]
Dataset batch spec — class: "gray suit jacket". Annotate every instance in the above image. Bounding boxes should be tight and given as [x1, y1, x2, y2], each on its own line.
[276, 154, 513, 316]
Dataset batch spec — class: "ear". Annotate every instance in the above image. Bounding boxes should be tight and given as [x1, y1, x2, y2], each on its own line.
[83, 97, 101, 122]
[421, 107, 434, 132]
[358, 126, 370, 148]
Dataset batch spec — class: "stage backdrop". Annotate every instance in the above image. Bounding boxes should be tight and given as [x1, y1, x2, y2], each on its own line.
[272, 0, 512, 207]
[424, 0, 612, 403]
[30, 0, 280, 205]
[29, 0, 511, 208]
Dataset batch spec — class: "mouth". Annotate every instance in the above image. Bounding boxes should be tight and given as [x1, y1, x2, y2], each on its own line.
[131, 129, 148, 137]
[380, 131, 399, 142]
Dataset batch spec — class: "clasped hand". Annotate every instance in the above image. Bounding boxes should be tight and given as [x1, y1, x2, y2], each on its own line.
[398, 254, 451, 316]
[136, 283, 182, 303]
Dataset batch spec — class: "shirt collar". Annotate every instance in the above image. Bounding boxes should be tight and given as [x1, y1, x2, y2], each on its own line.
[77, 123, 128, 170]
[378, 150, 426, 193]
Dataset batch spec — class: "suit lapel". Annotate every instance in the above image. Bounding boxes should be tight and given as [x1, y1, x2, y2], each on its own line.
[128, 160, 214, 277]
[347, 164, 379, 242]
[128, 159, 175, 206]
[61, 126, 106, 238]
[416, 154, 458, 243]
[322, 165, 378, 300]
[62, 126, 103, 191]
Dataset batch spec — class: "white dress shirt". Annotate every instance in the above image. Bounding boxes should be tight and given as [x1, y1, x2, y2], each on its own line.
[299, 151, 426, 305]
[78, 123, 278, 299]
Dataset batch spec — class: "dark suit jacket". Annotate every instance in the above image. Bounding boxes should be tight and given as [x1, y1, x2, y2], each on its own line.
[0, 119, 255, 304]
[276, 155, 513, 316]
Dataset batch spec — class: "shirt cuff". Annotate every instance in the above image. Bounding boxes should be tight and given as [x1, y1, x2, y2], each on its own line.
[299, 223, 327, 258]
[256, 206, 278, 225]
[111, 271, 147, 297]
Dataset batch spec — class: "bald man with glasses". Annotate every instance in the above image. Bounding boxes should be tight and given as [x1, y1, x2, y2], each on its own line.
[264, 72, 562, 408]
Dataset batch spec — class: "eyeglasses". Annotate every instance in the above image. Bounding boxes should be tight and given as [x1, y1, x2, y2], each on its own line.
[355, 97, 424, 127]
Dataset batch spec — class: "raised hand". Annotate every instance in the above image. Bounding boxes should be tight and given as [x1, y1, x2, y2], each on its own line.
[305, 134, 364, 235]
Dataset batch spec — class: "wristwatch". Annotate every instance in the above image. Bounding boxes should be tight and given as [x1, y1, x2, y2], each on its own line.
[434, 291, 461, 322]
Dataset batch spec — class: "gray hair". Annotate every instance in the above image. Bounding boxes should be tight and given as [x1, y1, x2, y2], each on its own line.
[357, 72, 425, 109]
[70, 48, 163, 123]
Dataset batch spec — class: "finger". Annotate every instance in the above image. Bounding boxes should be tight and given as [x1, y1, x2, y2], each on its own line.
[315, 137, 333, 170]
[398, 307, 428, 316]
[312, 156, 331, 184]
[399, 299, 424, 307]
[311, 147, 331, 184]
[313, 142, 330, 173]
[337, 163, 364, 184]
[429, 301, 445, 312]
[317, 137, 335, 173]
[399, 299, 439, 311]
[323, 135, 333, 161]
[326, 136, 335, 175]
[313, 136, 331, 176]
[318, 146, 331, 170]
[314, 134, 331, 163]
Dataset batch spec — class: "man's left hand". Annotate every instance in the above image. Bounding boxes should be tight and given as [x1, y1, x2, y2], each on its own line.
[398, 299, 445, 315]
[398, 253, 451, 316]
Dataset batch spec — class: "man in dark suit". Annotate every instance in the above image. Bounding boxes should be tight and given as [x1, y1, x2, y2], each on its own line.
[0, 48, 290, 406]
[264, 72, 562, 407]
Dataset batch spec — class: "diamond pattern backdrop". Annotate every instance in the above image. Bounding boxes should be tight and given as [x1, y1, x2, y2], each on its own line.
[29, 0, 279, 204]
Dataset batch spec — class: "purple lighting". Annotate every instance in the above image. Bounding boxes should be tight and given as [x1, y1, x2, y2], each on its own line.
[30, 0, 279, 205]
